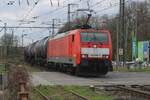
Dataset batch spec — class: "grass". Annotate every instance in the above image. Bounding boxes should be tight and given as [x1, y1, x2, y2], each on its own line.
[128, 67, 150, 73]
[30, 85, 113, 100]
[24, 63, 46, 72]
[0, 64, 7, 74]
[113, 66, 150, 73]
[30, 88, 44, 100]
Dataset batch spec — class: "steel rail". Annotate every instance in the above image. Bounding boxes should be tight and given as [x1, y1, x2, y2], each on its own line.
[116, 86, 150, 99]
[94, 85, 150, 99]
[33, 87, 89, 100]
[34, 88, 50, 100]
[69, 90, 89, 100]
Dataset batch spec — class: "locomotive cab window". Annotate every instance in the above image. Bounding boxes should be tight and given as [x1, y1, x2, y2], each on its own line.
[80, 32, 108, 43]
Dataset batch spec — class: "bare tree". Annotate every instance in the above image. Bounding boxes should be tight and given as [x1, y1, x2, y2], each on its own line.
[0, 33, 18, 47]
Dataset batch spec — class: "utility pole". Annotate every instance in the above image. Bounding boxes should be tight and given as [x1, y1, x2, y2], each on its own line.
[119, 0, 122, 65]
[11, 29, 14, 47]
[4, 23, 7, 45]
[48, 29, 51, 37]
[4, 23, 7, 62]
[52, 19, 59, 37]
[135, 0, 139, 60]
[149, 42, 150, 63]
[116, 17, 119, 67]
[120, 0, 125, 66]
[125, 17, 128, 63]
[2, 23, 7, 100]
[21, 34, 27, 47]
[122, 0, 125, 66]
[68, 4, 71, 30]
[22, 34, 23, 47]
[52, 19, 55, 37]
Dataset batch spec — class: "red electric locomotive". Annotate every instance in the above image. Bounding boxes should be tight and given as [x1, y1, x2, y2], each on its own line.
[47, 29, 112, 76]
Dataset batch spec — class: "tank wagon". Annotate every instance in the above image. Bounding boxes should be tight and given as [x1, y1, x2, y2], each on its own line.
[25, 29, 112, 76]
[25, 37, 49, 65]
[24, 42, 37, 64]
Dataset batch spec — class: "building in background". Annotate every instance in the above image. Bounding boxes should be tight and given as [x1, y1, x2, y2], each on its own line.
[137, 41, 149, 62]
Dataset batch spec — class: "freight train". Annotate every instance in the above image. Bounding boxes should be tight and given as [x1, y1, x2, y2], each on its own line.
[24, 29, 113, 76]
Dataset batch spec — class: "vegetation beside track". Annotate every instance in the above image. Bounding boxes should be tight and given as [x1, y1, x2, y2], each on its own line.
[0, 64, 6, 74]
[30, 85, 113, 100]
[128, 67, 150, 73]
[23, 63, 48, 72]
[113, 66, 150, 73]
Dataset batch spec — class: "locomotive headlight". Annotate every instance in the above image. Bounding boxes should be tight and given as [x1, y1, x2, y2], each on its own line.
[102, 55, 109, 59]
[106, 55, 109, 58]
[82, 54, 88, 58]
[93, 45, 97, 48]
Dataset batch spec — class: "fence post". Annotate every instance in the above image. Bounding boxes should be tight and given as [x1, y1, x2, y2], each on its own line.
[18, 80, 28, 100]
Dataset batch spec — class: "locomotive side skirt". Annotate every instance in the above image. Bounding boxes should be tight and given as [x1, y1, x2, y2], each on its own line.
[47, 57, 76, 65]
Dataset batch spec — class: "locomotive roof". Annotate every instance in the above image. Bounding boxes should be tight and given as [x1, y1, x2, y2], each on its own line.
[49, 29, 110, 41]
[49, 30, 74, 40]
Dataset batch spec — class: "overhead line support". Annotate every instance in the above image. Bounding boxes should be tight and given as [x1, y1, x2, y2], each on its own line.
[68, 3, 78, 30]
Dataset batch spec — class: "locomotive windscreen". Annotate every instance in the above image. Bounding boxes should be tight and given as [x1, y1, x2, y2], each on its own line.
[80, 32, 108, 43]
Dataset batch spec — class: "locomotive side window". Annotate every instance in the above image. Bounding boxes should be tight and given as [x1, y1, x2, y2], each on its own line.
[81, 32, 108, 43]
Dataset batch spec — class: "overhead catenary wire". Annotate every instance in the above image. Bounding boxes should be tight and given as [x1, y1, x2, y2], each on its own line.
[16, 0, 119, 28]
[95, 0, 129, 14]
[96, 2, 119, 14]
[8, 0, 132, 46]
[16, 0, 88, 25]
[14, 0, 41, 32]
[14, 0, 70, 36]
[22, 0, 41, 20]
[14, 0, 126, 32]
[31, 0, 88, 19]
[25, 29, 50, 37]
[25, 0, 80, 27]
[30, 0, 114, 23]
[90, 0, 106, 8]
[19, 0, 118, 30]
[16, 0, 41, 25]
[17, 0, 77, 25]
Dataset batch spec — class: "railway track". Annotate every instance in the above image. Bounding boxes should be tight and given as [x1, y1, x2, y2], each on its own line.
[94, 85, 150, 100]
[32, 84, 150, 100]
[33, 87, 89, 100]
[117, 85, 150, 99]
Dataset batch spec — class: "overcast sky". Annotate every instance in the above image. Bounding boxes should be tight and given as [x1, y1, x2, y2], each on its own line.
[0, 0, 122, 45]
